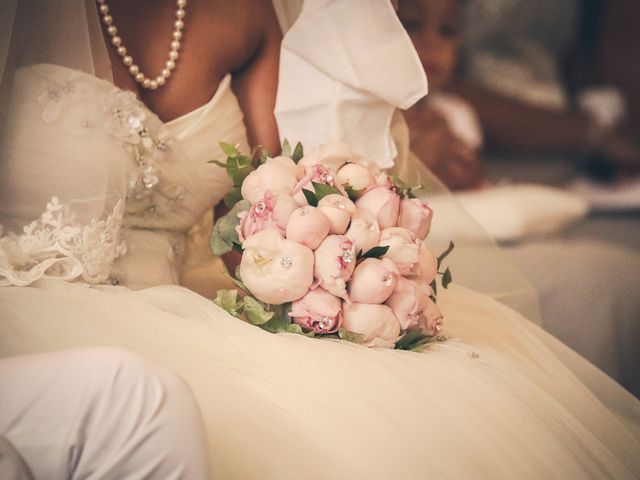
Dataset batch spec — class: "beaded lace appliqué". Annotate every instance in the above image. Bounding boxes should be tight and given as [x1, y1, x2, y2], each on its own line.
[0, 197, 127, 286]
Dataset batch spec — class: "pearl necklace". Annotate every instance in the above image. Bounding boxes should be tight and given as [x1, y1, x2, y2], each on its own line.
[96, 0, 187, 90]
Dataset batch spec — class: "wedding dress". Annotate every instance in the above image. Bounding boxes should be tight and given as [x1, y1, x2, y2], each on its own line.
[1, 1, 640, 479]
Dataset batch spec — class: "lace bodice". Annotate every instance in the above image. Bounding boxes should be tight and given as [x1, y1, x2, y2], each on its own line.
[0, 64, 249, 287]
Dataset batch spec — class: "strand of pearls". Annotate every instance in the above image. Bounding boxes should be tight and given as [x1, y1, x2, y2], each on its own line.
[96, 0, 187, 90]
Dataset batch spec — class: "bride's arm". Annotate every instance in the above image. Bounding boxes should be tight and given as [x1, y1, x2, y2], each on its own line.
[231, 0, 282, 155]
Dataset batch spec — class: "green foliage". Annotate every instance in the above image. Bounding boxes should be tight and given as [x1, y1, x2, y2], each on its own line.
[291, 142, 304, 163]
[213, 290, 243, 318]
[436, 241, 455, 269]
[209, 200, 250, 255]
[344, 184, 365, 201]
[261, 304, 294, 333]
[395, 329, 432, 350]
[441, 267, 452, 289]
[281, 138, 292, 158]
[359, 245, 390, 260]
[302, 188, 319, 207]
[338, 328, 365, 344]
[243, 296, 275, 326]
[311, 181, 341, 201]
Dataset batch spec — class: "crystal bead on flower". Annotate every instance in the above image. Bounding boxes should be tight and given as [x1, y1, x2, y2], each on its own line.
[254, 201, 267, 214]
[341, 250, 354, 263]
[280, 256, 293, 269]
[382, 272, 394, 286]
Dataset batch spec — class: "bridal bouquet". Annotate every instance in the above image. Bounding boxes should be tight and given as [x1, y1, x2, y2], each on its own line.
[209, 141, 453, 349]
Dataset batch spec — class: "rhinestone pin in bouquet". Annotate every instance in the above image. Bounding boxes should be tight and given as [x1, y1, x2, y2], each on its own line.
[209, 140, 454, 349]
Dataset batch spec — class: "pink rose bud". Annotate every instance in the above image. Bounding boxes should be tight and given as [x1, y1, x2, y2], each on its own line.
[385, 277, 434, 330]
[313, 235, 357, 300]
[269, 155, 305, 180]
[345, 212, 381, 255]
[336, 163, 376, 192]
[378, 227, 421, 275]
[412, 243, 438, 283]
[318, 194, 356, 234]
[239, 229, 315, 305]
[237, 193, 297, 243]
[293, 164, 345, 206]
[286, 206, 331, 250]
[417, 297, 444, 337]
[356, 185, 400, 229]
[241, 158, 298, 203]
[398, 198, 433, 240]
[298, 141, 357, 172]
[289, 287, 343, 334]
[348, 258, 400, 304]
[342, 302, 401, 348]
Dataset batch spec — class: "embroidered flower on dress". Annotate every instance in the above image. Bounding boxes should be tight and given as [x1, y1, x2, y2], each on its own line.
[0, 197, 126, 287]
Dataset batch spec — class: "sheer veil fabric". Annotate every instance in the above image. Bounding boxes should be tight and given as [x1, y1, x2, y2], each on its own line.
[1, 1, 640, 479]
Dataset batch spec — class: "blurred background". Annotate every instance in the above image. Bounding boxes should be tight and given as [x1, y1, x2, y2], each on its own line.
[399, 0, 640, 396]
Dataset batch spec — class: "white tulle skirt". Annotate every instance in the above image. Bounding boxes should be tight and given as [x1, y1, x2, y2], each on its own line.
[1, 279, 639, 479]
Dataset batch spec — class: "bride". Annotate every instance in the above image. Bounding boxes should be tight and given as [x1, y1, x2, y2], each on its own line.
[2, 0, 639, 478]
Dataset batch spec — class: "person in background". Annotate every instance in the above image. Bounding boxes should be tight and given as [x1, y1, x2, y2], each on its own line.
[400, 0, 640, 191]
[400, 0, 486, 190]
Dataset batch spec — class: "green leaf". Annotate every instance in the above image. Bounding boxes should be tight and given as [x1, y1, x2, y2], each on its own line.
[281, 138, 292, 158]
[360, 245, 390, 260]
[302, 188, 319, 207]
[441, 267, 453, 289]
[344, 184, 365, 201]
[261, 304, 293, 333]
[243, 296, 275, 326]
[220, 142, 240, 157]
[338, 328, 365, 344]
[430, 279, 438, 297]
[395, 329, 430, 350]
[226, 273, 249, 293]
[311, 182, 341, 201]
[223, 186, 243, 209]
[207, 159, 227, 168]
[291, 142, 304, 163]
[227, 155, 253, 187]
[213, 289, 243, 318]
[209, 199, 250, 255]
[437, 241, 455, 269]
[390, 175, 412, 191]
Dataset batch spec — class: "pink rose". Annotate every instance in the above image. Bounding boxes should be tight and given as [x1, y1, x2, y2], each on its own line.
[417, 297, 444, 337]
[398, 198, 433, 240]
[355, 185, 400, 229]
[348, 258, 400, 304]
[317, 194, 356, 235]
[298, 141, 357, 172]
[345, 213, 381, 254]
[313, 235, 357, 300]
[412, 243, 438, 283]
[342, 302, 401, 348]
[385, 277, 434, 330]
[237, 193, 297, 243]
[378, 227, 421, 275]
[241, 158, 298, 203]
[336, 163, 376, 192]
[239, 229, 314, 304]
[285, 206, 331, 250]
[268, 155, 305, 180]
[289, 287, 343, 334]
[293, 164, 346, 206]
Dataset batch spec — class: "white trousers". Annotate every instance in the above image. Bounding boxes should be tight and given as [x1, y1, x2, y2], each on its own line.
[0, 348, 210, 479]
